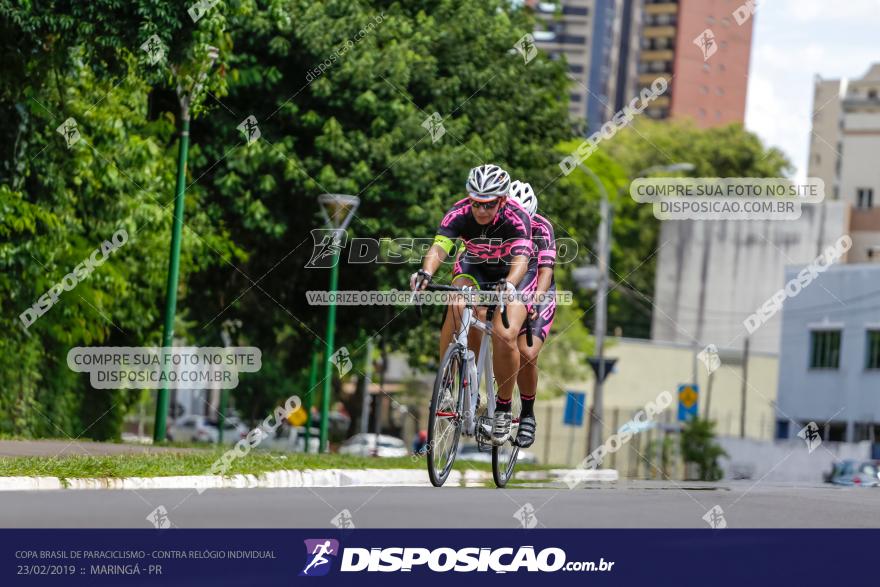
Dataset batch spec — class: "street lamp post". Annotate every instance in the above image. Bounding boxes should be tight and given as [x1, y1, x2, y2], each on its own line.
[154, 47, 220, 443]
[317, 194, 360, 453]
[574, 162, 695, 454]
[575, 164, 610, 455]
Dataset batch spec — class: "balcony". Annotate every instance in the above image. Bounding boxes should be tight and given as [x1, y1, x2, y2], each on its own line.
[639, 73, 672, 85]
[851, 207, 880, 232]
[644, 2, 679, 15]
[643, 26, 676, 39]
[640, 50, 675, 61]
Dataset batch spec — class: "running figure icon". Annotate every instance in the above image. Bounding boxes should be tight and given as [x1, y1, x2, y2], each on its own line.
[300, 539, 340, 577]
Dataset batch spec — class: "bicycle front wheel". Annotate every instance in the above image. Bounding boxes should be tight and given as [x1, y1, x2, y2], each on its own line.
[492, 394, 521, 488]
[427, 345, 466, 487]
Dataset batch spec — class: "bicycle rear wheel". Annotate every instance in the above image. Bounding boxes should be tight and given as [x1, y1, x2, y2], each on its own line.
[427, 345, 466, 487]
[491, 394, 521, 488]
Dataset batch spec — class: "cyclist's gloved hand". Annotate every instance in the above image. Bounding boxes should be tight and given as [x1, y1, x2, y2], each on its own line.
[527, 306, 538, 321]
[410, 269, 432, 291]
[495, 279, 517, 304]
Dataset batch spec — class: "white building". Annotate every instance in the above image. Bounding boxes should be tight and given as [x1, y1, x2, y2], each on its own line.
[809, 63, 880, 263]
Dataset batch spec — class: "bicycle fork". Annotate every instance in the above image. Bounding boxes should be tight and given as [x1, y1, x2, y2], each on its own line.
[461, 349, 479, 437]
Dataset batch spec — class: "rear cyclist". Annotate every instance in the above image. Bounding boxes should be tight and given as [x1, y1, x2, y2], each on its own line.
[411, 164, 533, 445]
[507, 180, 557, 448]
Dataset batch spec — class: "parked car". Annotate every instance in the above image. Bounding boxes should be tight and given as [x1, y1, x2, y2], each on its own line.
[338, 433, 408, 457]
[167, 415, 247, 444]
[827, 459, 880, 486]
[256, 425, 321, 453]
[456, 443, 537, 464]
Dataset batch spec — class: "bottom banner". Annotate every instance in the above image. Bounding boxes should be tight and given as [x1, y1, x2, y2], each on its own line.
[2, 529, 872, 586]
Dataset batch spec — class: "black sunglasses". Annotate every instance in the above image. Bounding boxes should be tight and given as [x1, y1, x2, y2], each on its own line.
[470, 198, 501, 210]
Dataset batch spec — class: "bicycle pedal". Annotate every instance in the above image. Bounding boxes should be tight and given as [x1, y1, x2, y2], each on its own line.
[475, 418, 493, 451]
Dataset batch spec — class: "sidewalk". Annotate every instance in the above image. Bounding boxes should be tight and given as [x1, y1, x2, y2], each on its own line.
[0, 439, 192, 457]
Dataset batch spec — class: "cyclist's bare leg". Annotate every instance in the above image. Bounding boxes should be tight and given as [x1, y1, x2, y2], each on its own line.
[438, 276, 482, 362]
[491, 301, 527, 401]
[516, 335, 544, 397]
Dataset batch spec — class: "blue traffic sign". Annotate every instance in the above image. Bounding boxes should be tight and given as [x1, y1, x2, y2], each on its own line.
[563, 391, 586, 427]
[677, 384, 699, 422]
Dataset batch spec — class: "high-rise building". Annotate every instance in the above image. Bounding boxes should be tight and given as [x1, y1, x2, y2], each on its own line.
[640, 0, 755, 126]
[808, 63, 880, 263]
[529, 0, 642, 132]
[669, 0, 755, 126]
[530, 1, 595, 120]
[529, 1, 753, 131]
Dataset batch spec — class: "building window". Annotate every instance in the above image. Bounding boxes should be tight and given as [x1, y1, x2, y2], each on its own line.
[649, 60, 668, 72]
[561, 5, 589, 16]
[810, 330, 841, 369]
[867, 331, 880, 369]
[857, 188, 874, 209]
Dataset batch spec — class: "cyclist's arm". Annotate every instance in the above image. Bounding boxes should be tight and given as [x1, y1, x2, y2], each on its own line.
[534, 215, 556, 303]
[535, 267, 553, 299]
[505, 254, 528, 286]
[504, 205, 533, 288]
[421, 240, 451, 276]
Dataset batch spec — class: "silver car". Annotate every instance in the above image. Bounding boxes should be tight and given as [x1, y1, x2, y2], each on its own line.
[167, 415, 247, 444]
[339, 433, 408, 458]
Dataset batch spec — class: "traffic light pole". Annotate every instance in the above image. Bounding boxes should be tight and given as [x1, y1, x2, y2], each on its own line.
[304, 341, 320, 453]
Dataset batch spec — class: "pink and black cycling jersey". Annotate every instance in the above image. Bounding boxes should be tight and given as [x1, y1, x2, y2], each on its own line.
[434, 198, 533, 265]
[529, 213, 556, 278]
[519, 213, 557, 341]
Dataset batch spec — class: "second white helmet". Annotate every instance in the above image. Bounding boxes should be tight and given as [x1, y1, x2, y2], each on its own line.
[509, 180, 538, 216]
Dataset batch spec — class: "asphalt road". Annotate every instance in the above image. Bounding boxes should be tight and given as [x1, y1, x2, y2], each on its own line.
[3, 481, 880, 528]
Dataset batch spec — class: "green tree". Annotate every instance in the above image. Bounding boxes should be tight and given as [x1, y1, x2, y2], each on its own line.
[0, 1, 238, 438]
[183, 0, 576, 383]
[680, 416, 727, 481]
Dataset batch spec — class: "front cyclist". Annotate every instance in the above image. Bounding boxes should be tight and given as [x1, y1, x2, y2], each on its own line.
[507, 180, 557, 449]
[411, 164, 533, 445]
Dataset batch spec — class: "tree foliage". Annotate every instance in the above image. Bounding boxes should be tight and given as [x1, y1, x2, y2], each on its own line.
[680, 416, 727, 481]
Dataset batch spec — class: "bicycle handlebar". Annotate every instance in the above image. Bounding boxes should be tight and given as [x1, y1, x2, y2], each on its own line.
[413, 283, 532, 346]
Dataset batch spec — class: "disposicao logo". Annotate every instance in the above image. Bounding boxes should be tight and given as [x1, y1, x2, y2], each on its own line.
[300, 539, 340, 577]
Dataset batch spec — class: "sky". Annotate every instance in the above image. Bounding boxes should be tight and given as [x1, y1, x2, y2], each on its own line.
[744, 0, 880, 180]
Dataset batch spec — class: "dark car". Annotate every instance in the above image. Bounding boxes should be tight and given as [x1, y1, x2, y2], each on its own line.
[827, 459, 880, 486]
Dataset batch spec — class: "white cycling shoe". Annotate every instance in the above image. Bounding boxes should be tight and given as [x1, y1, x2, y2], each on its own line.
[491, 411, 512, 446]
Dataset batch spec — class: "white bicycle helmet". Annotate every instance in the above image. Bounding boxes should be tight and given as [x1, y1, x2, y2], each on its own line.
[466, 164, 511, 201]
[509, 180, 538, 216]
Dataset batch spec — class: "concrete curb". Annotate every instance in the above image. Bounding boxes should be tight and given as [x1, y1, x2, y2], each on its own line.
[0, 468, 491, 491]
[0, 468, 619, 491]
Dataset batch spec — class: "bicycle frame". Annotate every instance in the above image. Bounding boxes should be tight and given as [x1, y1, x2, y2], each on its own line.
[449, 286, 497, 438]
[421, 281, 528, 487]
